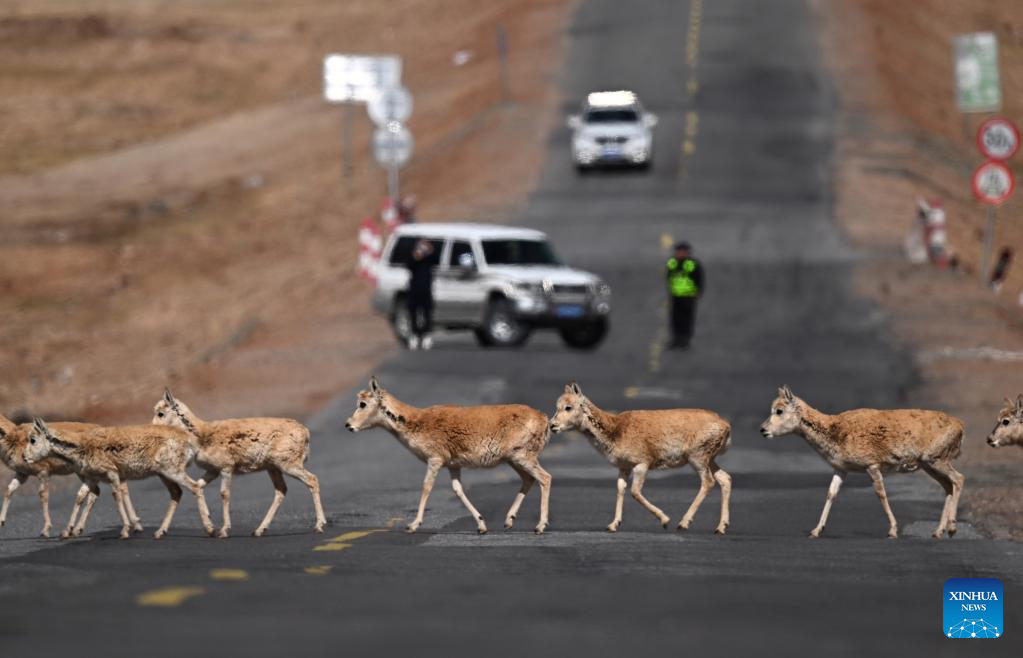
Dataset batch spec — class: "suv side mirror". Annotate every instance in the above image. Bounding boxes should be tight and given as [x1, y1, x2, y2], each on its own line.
[567, 115, 582, 130]
[643, 113, 658, 128]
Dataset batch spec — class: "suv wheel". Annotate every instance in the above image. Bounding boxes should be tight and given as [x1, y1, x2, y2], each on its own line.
[390, 298, 412, 346]
[559, 318, 608, 350]
[481, 299, 530, 348]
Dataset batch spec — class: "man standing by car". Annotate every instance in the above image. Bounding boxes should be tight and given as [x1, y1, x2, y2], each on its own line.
[406, 239, 435, 350]
[666, 241, 703, 349]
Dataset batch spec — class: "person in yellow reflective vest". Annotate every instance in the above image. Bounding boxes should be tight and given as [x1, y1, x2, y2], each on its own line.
[665, 241, 704, 349]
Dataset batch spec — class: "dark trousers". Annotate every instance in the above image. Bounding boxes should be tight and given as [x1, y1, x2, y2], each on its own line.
[671, 296, 697, 346]
[408, 295, 433, 338]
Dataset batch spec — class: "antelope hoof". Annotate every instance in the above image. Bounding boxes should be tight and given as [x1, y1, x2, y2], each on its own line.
[887, 529, 898, 539]
[314, 522, 326, 534]
[40, 528, 51, 538]
[534, 524, 547, 535]
[948, 524, 957, 537]
[607, 522, 619, 533]
[252, 528, 266, 538]
[478, 527, 488, 535]
[715, 524, 728, 535]
[132, 524, 144, 534]
[120, 530, 131, 540]
[808, 529, 822, 539]
[405, 524, 419, 534]
[60, 530, 72, 540]
[504, 518, 515, 530]
[676, 521, 690, 532]
[71, 527, 83, 538]
[153, 529, 166, 540]
[217, 528, 230, 539]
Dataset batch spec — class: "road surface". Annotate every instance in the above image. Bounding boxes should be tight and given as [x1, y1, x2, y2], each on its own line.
[1, 1, 1019, 655]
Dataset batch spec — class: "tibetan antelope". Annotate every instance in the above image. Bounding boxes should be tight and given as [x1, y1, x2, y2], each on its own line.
[760, 385, 965, 539]
[1, 415, 141, 538]
[152, 390, 326, 537]
[549, 382, 732, 533]
[25, 419, 214, 539]
[987, 395, 1023, 449]
[345, 376, 552, 534]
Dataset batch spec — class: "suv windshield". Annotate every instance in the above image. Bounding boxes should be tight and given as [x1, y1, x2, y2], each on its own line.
[584, 108, 639, 124]
[481, 239, 561, 266]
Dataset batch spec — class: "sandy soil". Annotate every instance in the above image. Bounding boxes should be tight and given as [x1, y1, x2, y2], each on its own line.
[816, 0, 1023, 539]
[0, 0, 571, 428]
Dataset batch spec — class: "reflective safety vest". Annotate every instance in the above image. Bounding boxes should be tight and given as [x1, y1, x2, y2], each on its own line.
[666, 258, 699, 297]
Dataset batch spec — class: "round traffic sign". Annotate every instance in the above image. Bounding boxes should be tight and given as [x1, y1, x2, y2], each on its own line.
[977, 117, 1020, 161]
[972, 160, 1015, 205]
[372, 122, 414, 168]
[367, 86, 413, 125]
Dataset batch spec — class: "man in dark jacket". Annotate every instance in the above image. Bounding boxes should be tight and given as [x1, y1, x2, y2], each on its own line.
[406, 239, 435, 350]
[665, 241, 704, 349]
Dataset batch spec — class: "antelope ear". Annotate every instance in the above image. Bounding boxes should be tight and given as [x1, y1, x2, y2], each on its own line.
[1016, 394, 1023, 415]
[369, 376, 381, 396]
[163, 388, 175, 404]
[569, 381, 582, 396]
[780, 385, 794, 402]
[32, 417, 49, 435]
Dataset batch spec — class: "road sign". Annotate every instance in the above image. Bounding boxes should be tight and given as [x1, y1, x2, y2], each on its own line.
[372, 122, 414, 168]
[972, 160, 1015, 206]
[367, 86, 413, 125]
[323, 54, 402, 103]
[976, 117, 1020, 161]
[953, 33, 1001, 112]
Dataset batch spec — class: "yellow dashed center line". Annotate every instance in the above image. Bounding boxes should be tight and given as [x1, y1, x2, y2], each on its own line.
[313, 528, 387, 552]
[209, 568, 249, 581]
[680, 0, 703, 179]
[648, 233, 673, 374]
[304, 565, 333, 576]
[137, 586, 205, 608]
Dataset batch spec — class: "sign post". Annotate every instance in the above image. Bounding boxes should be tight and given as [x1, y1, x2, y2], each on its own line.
[971, 160, 1015, 284]
[372, 121, 414, 207]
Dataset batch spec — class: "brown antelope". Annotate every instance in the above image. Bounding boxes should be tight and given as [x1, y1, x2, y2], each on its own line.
[988, 395, 1023, 449]
[1, 415, 141, 538]
[760, 385, 965, 539]
[549, 382, 732, 533]
[345, 376, 552, 534]
[24, 419, 214, 539]
[152, 390, 326, 538]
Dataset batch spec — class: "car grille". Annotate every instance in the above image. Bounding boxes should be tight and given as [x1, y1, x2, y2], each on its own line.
[551, 284, 590, 295]
[595, 136, 628, 145]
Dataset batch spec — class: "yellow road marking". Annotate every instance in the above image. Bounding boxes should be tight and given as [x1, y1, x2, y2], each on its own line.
[137, 586, 205, 608]
[313, 527, 387, 552]
[624, 386, 639, 399]
[313, 542, 352, 552]
[386, 517, 405, 528]
[305, 566, 332, 576]
[209, 569, 249, 581]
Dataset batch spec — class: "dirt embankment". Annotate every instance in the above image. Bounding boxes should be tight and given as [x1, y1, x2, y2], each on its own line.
[817, 0, 1023, 539]
[0, 0, 572, 425]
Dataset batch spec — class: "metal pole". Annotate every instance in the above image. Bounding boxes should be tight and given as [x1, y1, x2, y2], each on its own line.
[980, 204, 995, 286]
[342, 103, 353, 182]
[388, 164, 399, 210]
[496, 24, 510, 103]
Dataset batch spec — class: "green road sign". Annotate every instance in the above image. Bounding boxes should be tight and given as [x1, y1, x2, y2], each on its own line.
[954, 32, 1001, 113]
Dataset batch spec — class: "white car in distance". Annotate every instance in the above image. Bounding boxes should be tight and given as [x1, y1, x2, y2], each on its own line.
[568, 90, 657, 171]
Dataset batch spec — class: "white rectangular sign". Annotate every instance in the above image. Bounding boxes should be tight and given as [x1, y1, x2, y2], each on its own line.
[323, 54, 402, 103]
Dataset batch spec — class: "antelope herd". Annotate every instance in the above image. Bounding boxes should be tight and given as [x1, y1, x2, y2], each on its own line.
[0, 383, 1021, 541]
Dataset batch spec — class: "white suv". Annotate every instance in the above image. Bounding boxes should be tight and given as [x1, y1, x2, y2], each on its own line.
[568, 90, 657, 171]
[372, 224, 611, 349]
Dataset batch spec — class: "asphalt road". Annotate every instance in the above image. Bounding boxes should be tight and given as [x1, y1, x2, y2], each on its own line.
[2, 1, 1021, 655]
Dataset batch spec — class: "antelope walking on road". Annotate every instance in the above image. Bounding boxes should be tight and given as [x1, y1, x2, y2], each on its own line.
[760, 385, 965, 539]
[345, 376, 552, 534]
[548, 382, 732, 534]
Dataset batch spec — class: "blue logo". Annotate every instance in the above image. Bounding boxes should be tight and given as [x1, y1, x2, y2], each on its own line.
[944, 578, 1002, 638]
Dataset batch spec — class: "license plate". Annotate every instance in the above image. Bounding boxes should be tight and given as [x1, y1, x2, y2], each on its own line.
[556, 304, 585, 318]
[602, 146, 622, 157]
